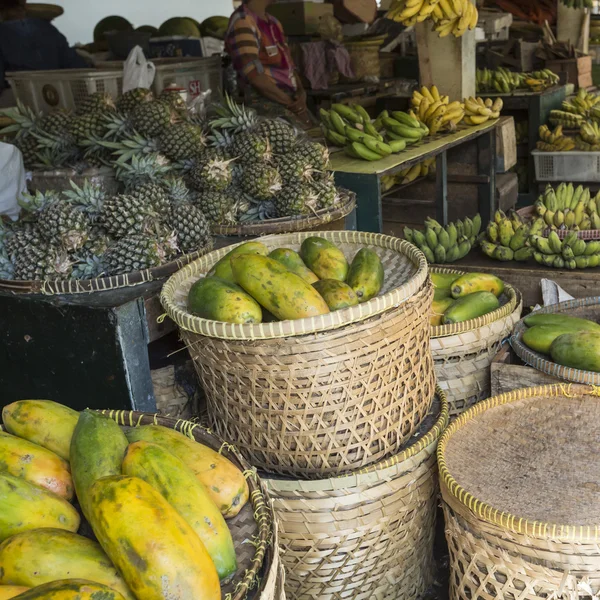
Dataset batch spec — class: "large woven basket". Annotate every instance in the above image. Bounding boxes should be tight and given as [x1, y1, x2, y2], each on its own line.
[511, 296, 600, 385]
[161, 230, 434, 478]
[439, 384, 600, 600]
[342, 37, 385, 82]
[263, 390, 448, 600]
[430, 268, 522, 418]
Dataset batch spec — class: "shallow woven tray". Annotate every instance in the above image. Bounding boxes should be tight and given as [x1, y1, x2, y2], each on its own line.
[162, 230, 428, 341]
[517, 204, 600, 240]
[511, 296, 600, 385]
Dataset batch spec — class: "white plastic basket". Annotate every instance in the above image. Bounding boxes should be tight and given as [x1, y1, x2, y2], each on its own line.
[532, 149, 600, 182]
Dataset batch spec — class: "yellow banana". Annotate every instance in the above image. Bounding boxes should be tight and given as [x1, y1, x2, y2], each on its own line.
[423, 100, 442, 122]
[484, 98, 493, 108]
[468, 2, 478, 28]
[468, 114, 490, 125]
[446, 101, 463, 112]
[432, 3, 444, 19]
[477, 106, 493, 117]
[419, 97, 432, 120]
[438, 0, 456, 19]
[451, 0, 464, 16]
[400, 0, 425, 20]
[421, 86, 435, 103]
[441, 95, 450, 104]
[403, 164, 422, 183]
[436, 19, 455, 37]
[430, 85, 441, 102]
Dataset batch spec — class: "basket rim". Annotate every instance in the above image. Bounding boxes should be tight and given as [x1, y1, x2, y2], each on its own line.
[430, 267, 520, 338]
[437, 383, 600, 542]
[100, 409, 273, 600]
[264, 387, 448, 493]
[510, 296, 600, 385]
[160, 230, 429, 341]
[516, 205, 600, 240]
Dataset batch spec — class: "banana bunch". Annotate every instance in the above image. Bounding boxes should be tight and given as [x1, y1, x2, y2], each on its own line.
[476, 68, 558, 94]
[395, 158, 437, 186]
[576, 121, 600, 151]
[480, 209, 538, 262]
[589, 105, 600, 123]
[410, 86, 465, 134]
[386, 0, 441, 26]
[404, 215, 480, 263]
[319, 104, 407, 161]
[524, 70, 561, 93]
[463, 97, 502, 126]
[559, 0, 593, 10]
[549, 110, 585, 129]
[562, 88, 600, 117]
[531, 231, 600, 270]
[515, 120, 528, 143]
[378, 109, 430, 145]
[536, 124, 575, 152]
[535, 183, 600, 231]
[430, 0, 478, 38]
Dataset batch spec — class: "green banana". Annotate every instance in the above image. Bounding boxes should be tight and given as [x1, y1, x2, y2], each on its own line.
[471, 214, 482, 238]
[325, 128, 348, 147]
[363, 121, 384, 141]
[446, 246, 460, 262]
[446, 223, 458, 248]
[514, 247, 534, 262]
[425, 227, 438, 250]
[319, 108, 333, 129]
[332, 103, 362, 124]
[404, 227, 414, 243]
[553, 256, 565, 269]
[457, 239, 471, 259]
[585, 241, 600, 255]
[345, 126, 379, 144]
[509, 225, 529, 251]
[434, 245, 447, 263]
[480, 240, 497, 258]
[494, 246, 514, 261]
[487, 223, 499, 243]
[329, 110, 348, 136]
[532, 235, 554, 255]
[391, 111, 422, 129]
[413, 230, 427, 248]
[572, 239, 586, 256]
[388, 139, 407, 153]
[352, 103, 371, 125]
[498, 220, 514, 247]
[382, 118, 423, 140]
[437, 229, 450, 251]
[351, 141, 383, 161]
[363, 138, 392, 156]
[548, 231, 563, 254]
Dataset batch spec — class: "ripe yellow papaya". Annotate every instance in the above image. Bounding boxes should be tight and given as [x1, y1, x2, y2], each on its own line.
[523, 313, 600, 331]
[346, 248, 384, 302]
[550, 331, 600, 372]
[88, 476, 220, 600]
[430, 297, 455, 326]
[0, 432, 73, 500]
[122, 441, 237, 581]
[70, 410, 128, 522]
[313, 279, 358, 311]
[0, 586, 29, 600]
[442, 291, 500, 325]
[2, 400, 78, 461]
[188, 276, 262, 324]
[8, 580, 126, 600]
[125, 425, 248, 518]
[451, 273, 504, 298]
[231, 254, 330, 321]
[300, 237, 349, 281]
[207, 241, 269, 284]
[268, 248, 319, 284]
[0, 530, 133, 600]
[0, 473, 80, 541]
[430, 272, 460, 290]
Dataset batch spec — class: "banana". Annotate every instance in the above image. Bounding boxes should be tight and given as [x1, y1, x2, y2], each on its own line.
[421, 86, 435, 103]
[363, 137, 392, 156]
[332, 103, 363, 124]
[392, 111, 421, 129]
[480, 241, 498, 259]
[329, 110, 348, 136]
[472, 214, 482, 238]
[438, 0, 456, 18]
[419, 98, 432, 121]
[494, 246, 514, 261]
[437, 228, 450, 251]
[351, 141, 384, 161]
[423, 100, 443, 122]
[435, 19, 455, 37]
[514, 247, 534, 262]
[498, 220, 514, 247]
[325, 128, 348, 147]
[446, 222, 458, 247]
[509, 225, 529, 251]
[532, 235, 554, 255]
[352, 103, 371, 125]
[487, 222, 499, 243]
[430, 85, 441, 102]
[383, 117, 423, 139]
[425, 227, 438, 250]
[389, 139, 407, 153]
[434, 245, 447, 263]
[345, 125, 377, 144]
[403, 163, 422, 184]
[548, 231, 562, 254]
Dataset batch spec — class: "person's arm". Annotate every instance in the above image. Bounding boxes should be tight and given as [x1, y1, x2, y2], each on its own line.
[52, 25, 89, 69]
[250, 72, 294, 106]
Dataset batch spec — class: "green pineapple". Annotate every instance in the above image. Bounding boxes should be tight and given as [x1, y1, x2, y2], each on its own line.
[159, 89, 187, 112]
[207, 128, 234, 153]
[99, 194, 159, 239]
[129, 182, 171, 216]
[14, 133, 40, 169]
[254, 119, 296, 154]
[117, 88, 154, 115]
[159, 122, 206, 161]
[230, 131, 272, 164]
[76, 92, 116, 116]
[131, 101, 178, 138]
[114, 153, 172, 188]
[0, 249, 14, 280]
[240, 164, 282, 200]
[39, 109, 73, 137]
[102, 111, 135, 142]
[70, 255, 105, 280]
[63, 180, 107, 222]
[189, 156, 234, 192]
[295, 140, 330, 171]
[13, 243, 72, 281]
[274, 183, 318, 217]
[311, 176, 339, 210]
[196, 190, 237, 224]
[275, 153, 314, 183]
[3, 223, 44, 260]
[68, 112, 109, 144]
[209, 94, 258, 133]
[168, 198, 212, 254]
[102, 234, 167, 275]
[80, 225, 112, 257]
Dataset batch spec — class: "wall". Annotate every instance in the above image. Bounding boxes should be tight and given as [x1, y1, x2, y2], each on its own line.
[51, 0, 234, 45]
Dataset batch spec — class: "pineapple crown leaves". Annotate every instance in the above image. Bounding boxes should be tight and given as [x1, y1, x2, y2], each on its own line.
[99, 131, 160, 162]
[0, 101, 40, 136]
[63, 179, 107, 218]
[33, 146, 77, 171]
[102, 111, 135, 142]
[70, 254, 106, 280]
[18, 189, 61, 215]
[115, 153, 172, 186]
[209, 94, 258, 133]
[161, 176, 192, 204]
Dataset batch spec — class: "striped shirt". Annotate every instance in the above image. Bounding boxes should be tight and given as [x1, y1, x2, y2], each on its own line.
[225, 5, 297, 92]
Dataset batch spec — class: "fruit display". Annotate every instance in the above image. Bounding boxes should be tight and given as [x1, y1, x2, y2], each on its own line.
[386, 0, 478, 38]
[515, 120, 528, 143]
[187, 238, 385, 324]
[404, 215, 480, 264]
[548, 110, 585, 129]
[377, 109, 429, 144]
[560, 88, 600, 119]
[430, 271, 504, 326]
[476, 68, 559, 94]
[536, 124, 575, 152]
[520, 313, 600, 371]
[463, 97, 503, 126]
[481, 209, 540, 262]
[530, 230, 600, 269]
[381, 158, 436, 191]
[559, 0, 592, 8]
[410, 86, 466, 133]
[0, 399, 252, 600]
[576, 121, 600, 151]
[535, 183, 600, 231]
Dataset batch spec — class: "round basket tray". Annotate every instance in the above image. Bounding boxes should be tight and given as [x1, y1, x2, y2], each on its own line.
[439, 384, 600, 599]
[511, 296, 600, 385]
[25, 3, 64, 20]
[212, 191, 355, 237]
[517, 204, 600, 240]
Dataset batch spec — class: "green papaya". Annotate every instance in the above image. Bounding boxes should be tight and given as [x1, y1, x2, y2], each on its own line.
[346, 248, 384, 303]
[268, 249, 319, 284]
[231, 254, 329, 321]
[523, 313, 600, 331]
[522, 325, 585, 355]
[313, 280, 359, 311]
[551, 331, 600, 372]
[430, 272, 460, 290]
[188, 276, 262, 324]
[442, 291, 500, 325]
[430, 297, 455, 326]
[433, 287, 452, 301]
[207, 242, 269, 284]
[300, 237, 349, 281]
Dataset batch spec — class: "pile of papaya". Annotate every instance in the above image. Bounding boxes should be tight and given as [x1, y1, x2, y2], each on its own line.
[188, 237, 385, 324]
[430, 272, 506, 326]
[521, 313, 600, 372]
[0, 399, 250, 600]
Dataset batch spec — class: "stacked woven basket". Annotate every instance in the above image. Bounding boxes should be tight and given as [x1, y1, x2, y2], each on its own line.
[161, 230, 448, 600]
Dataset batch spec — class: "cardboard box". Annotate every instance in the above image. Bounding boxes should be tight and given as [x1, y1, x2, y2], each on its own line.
[545, 55, 592, 89]
[267, 2, 334, 35]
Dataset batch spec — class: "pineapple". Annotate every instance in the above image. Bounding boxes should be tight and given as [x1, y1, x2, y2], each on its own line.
[114, 153, 172, 188]
[70, 254, 105, 280]
[0, 249, 14, 280]
[238, 199, 277, 223]
[37, 199, 91, 251]
[102, 234, 167, 275]
[13, 243, 72, 281]
[196, 190, 237, 224]
[275, 153, 314, 183]
[76, 92, 116, 116]
[168, 199, 212, 254]
[99, 194, 159, 239]
[63, 180, 107, 222]
[295, 140, 330, 171]
[189, 156, 234, 192]
[159, 89, 187, 112]
[39, 109, 73, 137]
[240, 164, 282, 200]
[128, 182, 171, 215]
[209, 94, 258, 133]
[230, 131, 272, 164]
[254, 119, 296, 154]
[3, 223, 44, 259]
[159, 122, 206, 161]
[275, 183, 318, 217]
[131, 101, 178, 138]
[14, 133, 40, 169]
[68, 112, 109, 144]
[102, 111, 135, 142]
[117, 88, 154, 115]
[207, 128, 234, 153]
[312, 176, 339, 210]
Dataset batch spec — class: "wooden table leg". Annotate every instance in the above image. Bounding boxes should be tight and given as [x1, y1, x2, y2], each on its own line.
[333, 172, 382, 233]
[477, 129, 496, 226]
[435, 151, 448, 225]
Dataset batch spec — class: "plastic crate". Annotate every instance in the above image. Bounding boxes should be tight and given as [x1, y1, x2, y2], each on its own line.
[532, 150, 600, 182]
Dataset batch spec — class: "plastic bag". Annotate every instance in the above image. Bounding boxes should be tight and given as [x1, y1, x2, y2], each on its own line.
[122, 46, 156, 93]
[0, 142, 25, 221]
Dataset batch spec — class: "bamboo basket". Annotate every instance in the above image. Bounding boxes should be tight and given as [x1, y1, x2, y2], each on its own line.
[511, 296, 600, 384]
[439, 384, 600, 600]
[161, 231, 434, 478]
[342, 37, 385, 82]
[263, 390, 448, 600]
[430, 268, 523, 418]
[517, 204, 600, 239]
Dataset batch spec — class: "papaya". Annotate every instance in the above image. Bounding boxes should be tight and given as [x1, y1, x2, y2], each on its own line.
[9, 580, 126, 600]
[300, 237, 349, 281]
[346, 248, 384, 303]
[0, 587, 29, 600]
[188, 276, 262, 324]
[0, 473, 79, 541]
[0, 530, 133, 600]
[268, 248, 319, 284]
[430, 297, 455, 326]
[2, 400, 78, 461]
[442, 291, 500, 325]
[522, 325, 584, 355]
[70, 410, 128, 522]
[523, 313, 600, 331]
[431, 272, 460, 290]
[231, 254, 330, 321]
[0, 432, 73, 500]
[451, 273, 504, 298]
[313, 280, 359, 311]
[88, 476, 220, 600]
[122, 441, 237, 581]
[550, 331, 600, 372]
[207, 242, 268, 284]
[433, 287, 451, 301]
[125, 425, 248, 518]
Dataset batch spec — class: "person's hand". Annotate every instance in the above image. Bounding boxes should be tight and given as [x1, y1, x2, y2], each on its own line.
[288, 89, 308, 115]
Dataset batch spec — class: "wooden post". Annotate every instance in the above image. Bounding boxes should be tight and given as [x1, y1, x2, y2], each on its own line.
[557, 4, 590, 54]
[415, 20, 476, 101]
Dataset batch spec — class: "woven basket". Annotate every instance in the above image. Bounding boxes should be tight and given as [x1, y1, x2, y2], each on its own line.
[511, 296, 600, 384]
[101, 410, 276, 600]
[263, 390, 448, 600]
[430, 268, 523, 418]
[517, 204, 600, 240]
[439, 384, 600, 600]
[161, 231, 434, 478]
[342, 38, 385, 82]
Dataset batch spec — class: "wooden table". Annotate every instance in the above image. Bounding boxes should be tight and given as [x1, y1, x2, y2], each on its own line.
[330, 120, 500, 233]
